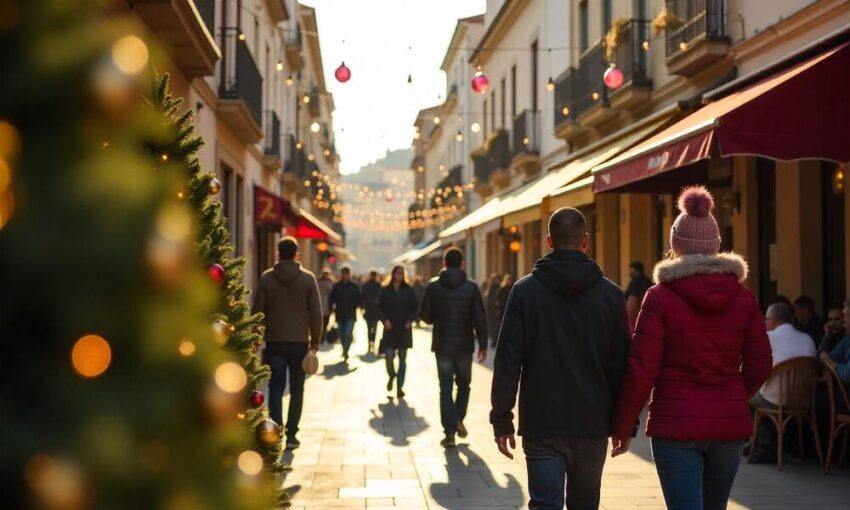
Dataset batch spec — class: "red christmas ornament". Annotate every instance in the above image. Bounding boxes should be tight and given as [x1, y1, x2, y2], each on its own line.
[209, 263, 225, 284]
[471, 71, 490, 94]
[250, 391, 264, 408]
[603, 64, 625, 90]
[334, 61, 351, 83]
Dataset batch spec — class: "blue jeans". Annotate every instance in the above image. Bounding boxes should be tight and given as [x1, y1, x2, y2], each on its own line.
[265, 342, 307, 440]
[523, 437, 607, 510]
[435, 353, 472, 435]
[385, 348, 407, 387]
[651, 438, 744, 510]
[338, 318, 355, 357]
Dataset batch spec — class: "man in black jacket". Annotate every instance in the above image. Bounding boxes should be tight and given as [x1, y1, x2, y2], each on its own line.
[361, 270, 382, 354]
[329, 266, 361, 362]
[420, 247, 487, 448]
[490, 208, 630, 510]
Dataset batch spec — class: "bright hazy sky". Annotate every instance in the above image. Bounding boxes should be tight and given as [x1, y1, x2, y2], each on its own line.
[301, 0, 487, 175]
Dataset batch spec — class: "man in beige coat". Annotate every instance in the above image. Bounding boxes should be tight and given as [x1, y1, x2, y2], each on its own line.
[252, 237, 322, 449]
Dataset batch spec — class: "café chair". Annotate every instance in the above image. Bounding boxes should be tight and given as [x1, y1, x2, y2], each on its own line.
[822, 360, 850, 474]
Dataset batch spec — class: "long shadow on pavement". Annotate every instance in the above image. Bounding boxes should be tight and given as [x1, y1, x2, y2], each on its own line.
[368, 397, 429, 447]
[319, 360, 358, 379]
[429, 445, 523, 509]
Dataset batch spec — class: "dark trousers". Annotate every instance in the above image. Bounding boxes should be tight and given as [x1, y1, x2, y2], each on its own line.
[366, 318, 379, 344]
[266, 342, 308, 439]
[651, 438, 744, 510]
[322, 315, 330, 343]
[385, 348, 407, 387]
[338, 318, 355, 356]
[435, 353, 472, 435]
[523, 437, 607, 510]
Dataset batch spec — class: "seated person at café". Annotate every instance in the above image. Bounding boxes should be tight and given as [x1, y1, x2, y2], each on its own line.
[819, 306, 846, 354]
[794, 295, 824, 351]
[819, 302, 850, 415]
[748, 302, 817, 463]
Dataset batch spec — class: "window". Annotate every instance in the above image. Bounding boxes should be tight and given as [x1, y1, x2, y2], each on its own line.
[579, 1, 589, 52]
[500, 77, 506, 127]
[510, 65, 517, 118]
[531, 39, 539, 112]
[222, 163, 235, 246]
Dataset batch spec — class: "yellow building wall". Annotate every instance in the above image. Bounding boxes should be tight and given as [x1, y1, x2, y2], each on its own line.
[595, 193, 620, 284]
[619, 194, 655, 288]
[732, 157, 760, 295]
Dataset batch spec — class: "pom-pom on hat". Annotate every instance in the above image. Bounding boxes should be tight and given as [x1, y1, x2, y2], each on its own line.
[670, 186, 721, 255]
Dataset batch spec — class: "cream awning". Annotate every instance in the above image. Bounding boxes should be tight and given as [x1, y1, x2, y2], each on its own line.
[549, 175, 595, 209]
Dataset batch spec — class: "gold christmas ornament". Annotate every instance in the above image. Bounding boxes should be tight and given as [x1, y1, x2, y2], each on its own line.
[208, 177, 222, 196]
[212, 319, 230, 346]
[255, 418, 282, 446]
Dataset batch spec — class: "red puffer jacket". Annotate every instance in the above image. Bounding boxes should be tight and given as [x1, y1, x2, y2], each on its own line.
[612, 253, 772, 441]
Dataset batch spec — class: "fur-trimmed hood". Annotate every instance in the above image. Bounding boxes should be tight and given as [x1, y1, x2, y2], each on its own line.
[652, 253, 749, 313]
[653, 252, 748, 284]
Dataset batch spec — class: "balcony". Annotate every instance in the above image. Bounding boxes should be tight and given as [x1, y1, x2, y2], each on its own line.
[608, 19, 653, 110]
[132, 0, 219, 78]
[262, 111, 282, 172]
[664, 0, 730, 76]
[431, 165, 463, 209]
[553, 40, 616, 139]
[284, 23, 304, 71]
[219, 28, 263, 144]
[511, 110, 541, 175]
[308, 88, 321, 118]
[471, 129, 511, 198]
[281, 134, 304, 193]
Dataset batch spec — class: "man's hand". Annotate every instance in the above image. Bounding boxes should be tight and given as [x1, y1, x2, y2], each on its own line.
[404, 321, 412, 330]
[383, 320, 392, 330]
[820, 351, 835, 365]
[309, 347, 318, 355]
[496, 434, 516, 459]
[611, 436, 631, 457]
[477, 348, 487, 363]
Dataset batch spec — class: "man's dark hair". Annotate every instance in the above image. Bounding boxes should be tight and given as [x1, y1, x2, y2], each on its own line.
[444, 247, 463, 268]
[548, 207, 587, 250]
[340, 266, 351, 274]
[767, 302, 793, 324]
[793, 295, 815, 312]
[278, 236, 298, 260]
[629, 261, 645, 274]
[369, 270, 378, 278]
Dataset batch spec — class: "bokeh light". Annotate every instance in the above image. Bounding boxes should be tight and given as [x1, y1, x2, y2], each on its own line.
[178, 339, 196, 357]
[214, 362, 247, 393]
[236, 450, 263, 476]
[71, 335, 112, 378]
[111, 36, 149, 75]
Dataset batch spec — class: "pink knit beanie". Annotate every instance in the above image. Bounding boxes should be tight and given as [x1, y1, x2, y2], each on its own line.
[670, 186, 721, 255]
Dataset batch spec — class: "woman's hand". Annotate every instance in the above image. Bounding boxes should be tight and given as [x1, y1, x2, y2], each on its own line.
[383, 320, 392, 330]
[611, 435, 631, 457]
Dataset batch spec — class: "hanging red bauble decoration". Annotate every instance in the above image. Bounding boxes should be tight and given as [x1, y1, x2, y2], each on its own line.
[334, 61, 351, 83]
[250, 391, 264, 408]
[209, 263, 225, 284]
[603, 63, 625, 90]
[471, 71, 490, 94]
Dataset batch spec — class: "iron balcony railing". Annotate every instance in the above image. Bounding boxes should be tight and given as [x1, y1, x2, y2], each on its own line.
[553, 39, 608, 127]
[665, 0, 727, 57]
[610, 19, 652, 90]
[512, 109, 540, 157]
[263, 111, 281, 158]
[219, 28, 263, 126]
[194, 0, 215, 36]
[283, 134, 306, 179]
[472, 129, 511, 183]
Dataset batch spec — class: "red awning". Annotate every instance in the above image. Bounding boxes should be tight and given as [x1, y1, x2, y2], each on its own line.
[292, 207, 343, 245]
[593, 41, 850, 193]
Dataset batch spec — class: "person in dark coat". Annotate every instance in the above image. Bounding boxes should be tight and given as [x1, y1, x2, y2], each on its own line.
[495, 274, 514, 327]
[490, 208, 630, 510]
[361, 270, 383, 354]
[412, 276, 426, 326]
[329, 266, 361, 362]
[612, 187, 772, 510]
[420, 248, 488, 448]
[378, 266, 419, 399]
[793, 295, 824, 350]
[484, 273, 502, 348]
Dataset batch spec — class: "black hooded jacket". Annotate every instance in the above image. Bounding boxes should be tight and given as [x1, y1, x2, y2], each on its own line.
[490, 250, 630, 439]
[420, 267, 487, 356]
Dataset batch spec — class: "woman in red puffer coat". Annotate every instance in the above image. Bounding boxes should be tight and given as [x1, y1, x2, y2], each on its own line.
[611, 186, 772, 510]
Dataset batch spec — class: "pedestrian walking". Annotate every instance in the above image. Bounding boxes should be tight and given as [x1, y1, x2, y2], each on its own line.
[251, 237, 322, 450]
[495, 274, 514, 326]
[420, 248, 488, 448]
[412, 276, 426, 326]
[625, 261, 652, 329]
[490, 208, 630, 510]
[361, 270, 383, 354]
[329, 266, 361, 362]
[317, 268, 334, 344]
[611, 187, 772, 510]
[378, 266, 419, 399]
[484, 273, 502, 348]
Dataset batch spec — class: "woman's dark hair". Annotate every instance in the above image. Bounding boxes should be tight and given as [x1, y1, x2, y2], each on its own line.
[382, 265, 409, 287]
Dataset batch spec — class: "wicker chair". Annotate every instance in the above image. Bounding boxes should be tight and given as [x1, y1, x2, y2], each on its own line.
[822, 359, 850, 474]
[748, 356, 824, 470]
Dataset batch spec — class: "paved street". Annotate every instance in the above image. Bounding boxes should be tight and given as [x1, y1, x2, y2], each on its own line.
[280, 322, 848, 509]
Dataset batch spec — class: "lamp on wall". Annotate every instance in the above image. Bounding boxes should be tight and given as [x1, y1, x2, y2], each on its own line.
[833, 163, 846, 197]
[316, 241, 329, 253]
[509, 239, 522, 253]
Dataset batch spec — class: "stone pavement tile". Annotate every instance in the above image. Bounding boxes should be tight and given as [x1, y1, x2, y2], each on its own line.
[339, 486, 425, 499]
[365, 478, 421, 488]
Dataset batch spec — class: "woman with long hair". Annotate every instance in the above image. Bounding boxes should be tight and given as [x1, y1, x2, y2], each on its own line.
[495, 274, 514, 330]
[611, 187, 772, 510]
[485, 273, 502, 347]
[378, 266, 419, 398]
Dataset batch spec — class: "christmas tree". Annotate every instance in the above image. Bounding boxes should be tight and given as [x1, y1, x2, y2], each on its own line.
[0, 1, 277, 508]
[144, 73, 288, 504]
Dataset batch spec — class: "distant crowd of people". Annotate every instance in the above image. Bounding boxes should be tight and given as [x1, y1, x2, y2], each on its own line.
[251, 184, 849, 509]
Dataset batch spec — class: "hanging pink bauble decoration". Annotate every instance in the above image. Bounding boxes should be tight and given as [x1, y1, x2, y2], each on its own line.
[471, 71, 490, 94]
[334, 61, 351, 83]
[603, 64, 624, 90]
